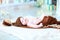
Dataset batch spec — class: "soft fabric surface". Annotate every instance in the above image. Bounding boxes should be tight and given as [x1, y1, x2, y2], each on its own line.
[0, 22, 60, 40]
[0, 28, 21, 40]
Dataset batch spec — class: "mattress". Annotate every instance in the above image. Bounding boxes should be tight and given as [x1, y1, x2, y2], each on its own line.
[0, 30, 20, 40]
[0, 22, 60, 40]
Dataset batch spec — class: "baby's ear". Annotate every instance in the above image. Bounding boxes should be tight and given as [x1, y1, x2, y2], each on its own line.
[3, 19, 12, 26]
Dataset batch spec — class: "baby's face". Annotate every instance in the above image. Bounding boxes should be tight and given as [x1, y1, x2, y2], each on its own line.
[20, 18, 27, 25]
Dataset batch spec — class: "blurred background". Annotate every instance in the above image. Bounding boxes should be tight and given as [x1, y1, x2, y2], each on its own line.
[0, 0, 57, 21]
[0, 0, 60, 40]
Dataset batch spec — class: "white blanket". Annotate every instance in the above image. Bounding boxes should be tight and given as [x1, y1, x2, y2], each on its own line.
[0, 23, 60, 40]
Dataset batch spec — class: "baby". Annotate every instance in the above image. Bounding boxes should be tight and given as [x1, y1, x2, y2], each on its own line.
[3, 15, 59, 28]
[20, 16, 44, 28]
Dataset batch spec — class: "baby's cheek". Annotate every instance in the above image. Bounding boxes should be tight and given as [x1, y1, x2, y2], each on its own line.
[20, 18, 26, 25]
[22, 20, 26, 25]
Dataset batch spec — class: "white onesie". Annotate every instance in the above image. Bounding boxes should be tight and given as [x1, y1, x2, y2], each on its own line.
[20, 16, 44, 28]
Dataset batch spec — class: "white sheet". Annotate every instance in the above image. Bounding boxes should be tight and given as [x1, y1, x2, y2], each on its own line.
[0, 23, 60, 40]
[0, 30, 20, 40]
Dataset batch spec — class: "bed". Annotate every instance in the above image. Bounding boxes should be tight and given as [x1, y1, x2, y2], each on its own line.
[0, 22, 60, 40]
